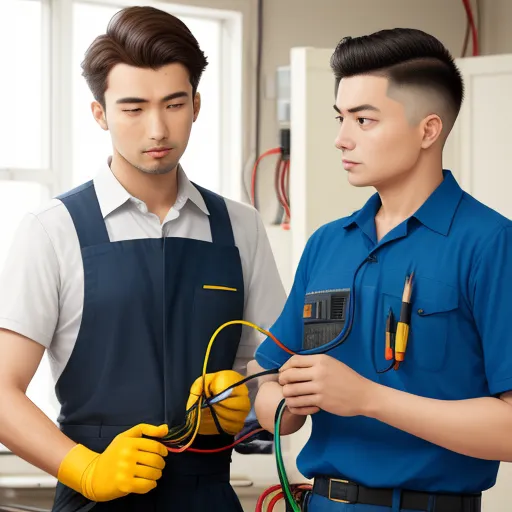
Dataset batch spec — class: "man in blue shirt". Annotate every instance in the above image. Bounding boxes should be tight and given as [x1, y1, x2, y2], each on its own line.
[253, 28, 512, 512]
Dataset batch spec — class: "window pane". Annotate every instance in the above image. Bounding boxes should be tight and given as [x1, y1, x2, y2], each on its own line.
[71, 5, 222, 193]
[0, 0, 46, 169]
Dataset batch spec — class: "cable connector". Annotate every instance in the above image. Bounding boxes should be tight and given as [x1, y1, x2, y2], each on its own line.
[280, 128, 291, 161]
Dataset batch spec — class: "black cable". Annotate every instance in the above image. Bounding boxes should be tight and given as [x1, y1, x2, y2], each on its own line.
[376, 360, 396, 374]
[205, 397, 226, 435]
[202, 368, 279, 408]
[185, 369, 279, 415]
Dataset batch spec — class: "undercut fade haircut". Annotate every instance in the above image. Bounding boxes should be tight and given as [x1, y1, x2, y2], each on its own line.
[330, 28, 464, 122]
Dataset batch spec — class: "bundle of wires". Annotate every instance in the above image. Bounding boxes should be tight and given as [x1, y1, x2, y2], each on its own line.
[251, 128, 292, 229]
[256, 483, 312, 512]
[157, 320, 285, 454]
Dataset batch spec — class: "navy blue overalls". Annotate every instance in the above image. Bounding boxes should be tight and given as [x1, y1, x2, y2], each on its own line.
[51, 181, 245, 511]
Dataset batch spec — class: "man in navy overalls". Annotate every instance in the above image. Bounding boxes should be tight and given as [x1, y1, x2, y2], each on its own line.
[0, 6, 285, 511]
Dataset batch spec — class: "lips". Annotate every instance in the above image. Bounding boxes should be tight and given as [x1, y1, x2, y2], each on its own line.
[342, 159, 360, 170]
[145, 147, 172, 158]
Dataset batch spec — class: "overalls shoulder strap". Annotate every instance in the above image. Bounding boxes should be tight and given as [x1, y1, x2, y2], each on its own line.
[193, 184, 235, 247]
[57, 181, 110, 248]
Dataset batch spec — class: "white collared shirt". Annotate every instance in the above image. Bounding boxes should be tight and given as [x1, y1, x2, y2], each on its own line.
[0, 163, 286, 382]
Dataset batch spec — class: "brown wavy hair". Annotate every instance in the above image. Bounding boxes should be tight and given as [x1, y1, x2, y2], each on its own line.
[81, 6, 208, 108]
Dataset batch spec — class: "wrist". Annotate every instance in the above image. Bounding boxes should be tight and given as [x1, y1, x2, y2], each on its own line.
[359, 379, 383, 418]
[57, 444, 98, 495]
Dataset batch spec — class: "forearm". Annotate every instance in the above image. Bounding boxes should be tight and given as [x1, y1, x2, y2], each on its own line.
[366, 384, 512, 461]
[255, 381, 306, 435]
[0, 386, 76, 477]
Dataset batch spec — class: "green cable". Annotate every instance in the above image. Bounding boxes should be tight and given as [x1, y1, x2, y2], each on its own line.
[274, 399, 301, 512]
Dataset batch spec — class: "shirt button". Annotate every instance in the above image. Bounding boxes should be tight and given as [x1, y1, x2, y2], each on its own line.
[417, 309, 424, 315]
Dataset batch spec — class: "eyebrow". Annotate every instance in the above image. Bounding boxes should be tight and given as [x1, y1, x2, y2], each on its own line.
[116, 91, 189, 105]
[333, 104, 381, 114]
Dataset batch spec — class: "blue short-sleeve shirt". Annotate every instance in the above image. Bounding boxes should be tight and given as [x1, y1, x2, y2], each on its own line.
[255, 170, 512, 493]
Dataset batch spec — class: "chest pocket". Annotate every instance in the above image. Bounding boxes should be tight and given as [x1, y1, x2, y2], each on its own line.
[381, 277, 458, 372]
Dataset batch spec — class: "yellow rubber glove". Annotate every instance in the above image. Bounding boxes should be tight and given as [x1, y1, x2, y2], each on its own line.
[58, 423, 168, 502]
[187, 370, 250, 435]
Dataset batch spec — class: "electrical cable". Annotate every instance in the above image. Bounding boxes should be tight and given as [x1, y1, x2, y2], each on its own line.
[267, 491, 285, 512]
[273, 157, 290, 225]
[273, 156, 285, 225]
[256, 485, 282, 512]
[186, 428, 265, 454]
[274, 399, 301, 512]
[251, 148, 282, 207]
[279, 160, 291, 226]
[462, 0, 479, 56]
[281, 160, 290, 210]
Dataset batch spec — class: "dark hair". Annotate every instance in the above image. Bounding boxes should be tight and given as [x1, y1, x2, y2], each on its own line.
[82, 6, 208, 107]
[330, 28, 464, 119]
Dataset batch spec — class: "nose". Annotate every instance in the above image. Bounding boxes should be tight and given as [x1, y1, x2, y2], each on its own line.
[148, 110, 169, 142]
[334, 123, 356, 152]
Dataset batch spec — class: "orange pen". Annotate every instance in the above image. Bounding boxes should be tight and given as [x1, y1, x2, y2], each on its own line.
[385, 308, 395, 361]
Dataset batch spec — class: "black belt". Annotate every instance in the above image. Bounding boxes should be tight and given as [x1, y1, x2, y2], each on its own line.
[313, 477, 481, 512]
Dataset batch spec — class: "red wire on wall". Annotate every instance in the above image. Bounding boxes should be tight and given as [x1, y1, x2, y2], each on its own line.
[252, 148, 291, 229]
[462, 0, 479, 56]
[251, 148, 282, 207]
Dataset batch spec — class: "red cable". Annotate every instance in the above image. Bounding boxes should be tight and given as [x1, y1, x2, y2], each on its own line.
[285, 160, 290, 202]
[256, 485, 282, 512]
[278, 160, 291, 221]
[184, 428, 264, 453]
[274, 158, 290, 226]
[251, 148, 282, 206]
[268, 491, 285, 512]
[274, 156, 284, 209]
[280, 160, 290, 212]
[279, 160, 291, 229]
[462, 0, 479, 56]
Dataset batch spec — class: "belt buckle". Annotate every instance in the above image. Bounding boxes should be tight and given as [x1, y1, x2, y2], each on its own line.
[328, 478, 353, 504]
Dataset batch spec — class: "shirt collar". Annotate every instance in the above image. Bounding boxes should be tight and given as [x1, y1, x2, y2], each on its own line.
[175, 166, 210, 216]
[412, 170, 463, 235]
[342, 170, 463, 237]
[93, 160, 210, 219]
[93, 161, 131, 219]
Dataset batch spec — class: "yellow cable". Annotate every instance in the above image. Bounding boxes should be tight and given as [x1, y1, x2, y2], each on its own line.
[167, 320, 275, 451]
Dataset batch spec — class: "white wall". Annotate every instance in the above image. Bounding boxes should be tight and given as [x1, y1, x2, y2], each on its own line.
[480, 0, 512, 56]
